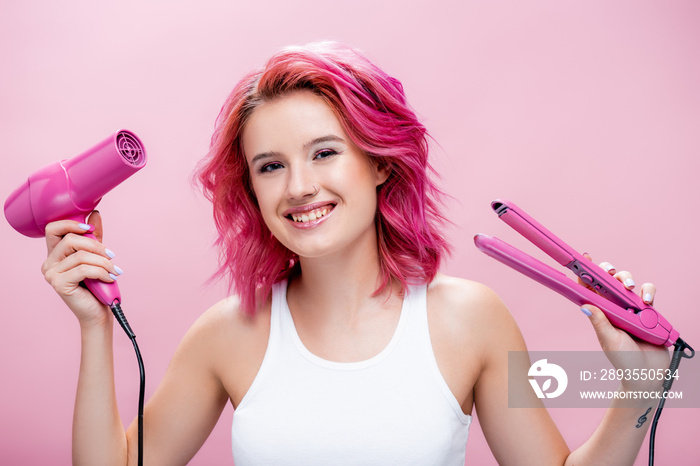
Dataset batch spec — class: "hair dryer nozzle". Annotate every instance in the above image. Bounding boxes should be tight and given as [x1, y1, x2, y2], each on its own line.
[64, 130, 146, 210]
[116, 131, 146, 167]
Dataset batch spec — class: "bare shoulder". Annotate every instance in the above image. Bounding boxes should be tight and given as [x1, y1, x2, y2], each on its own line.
[428, 274, 513, 328]
[178, 295, 271, 406]
[426, 274, 527, 412]
[188, 295, 270, 340]
[428, 274, 504, 310]
[179, 295, 268, 352]
[431, 276, 569, 464]
[427, 274, 526, 354]
[128, 296, 272, 463]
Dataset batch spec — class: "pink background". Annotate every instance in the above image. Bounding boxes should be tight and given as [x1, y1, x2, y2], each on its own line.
[1, 1, 698, 464]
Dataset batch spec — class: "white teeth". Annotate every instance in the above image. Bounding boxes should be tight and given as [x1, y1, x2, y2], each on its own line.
[290, 206, 332, 223]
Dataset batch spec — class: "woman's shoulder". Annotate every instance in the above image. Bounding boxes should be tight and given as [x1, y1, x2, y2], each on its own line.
[426, 273, 522, 347]
[427, 273, 509, 318]
[181, 295, 271, 405]
[425, 275, 526, 410]
[188, 294, 271, 349]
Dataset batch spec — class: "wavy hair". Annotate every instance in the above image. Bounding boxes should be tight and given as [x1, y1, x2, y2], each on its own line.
[195, 42, 450, 315]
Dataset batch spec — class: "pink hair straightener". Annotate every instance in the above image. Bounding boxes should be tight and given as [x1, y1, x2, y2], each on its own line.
[474, 199, 693, 352]
[474, 199, 695, 466]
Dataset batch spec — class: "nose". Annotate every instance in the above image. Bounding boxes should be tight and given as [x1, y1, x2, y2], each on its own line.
[286, 163, 318, 200]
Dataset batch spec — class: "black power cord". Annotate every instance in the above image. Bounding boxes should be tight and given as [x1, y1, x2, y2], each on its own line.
[110, 301, 145, 466]
[648, 337, 694, 466]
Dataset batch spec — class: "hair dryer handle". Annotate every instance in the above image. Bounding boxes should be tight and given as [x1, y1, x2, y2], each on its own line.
[82, 231, 121, 307]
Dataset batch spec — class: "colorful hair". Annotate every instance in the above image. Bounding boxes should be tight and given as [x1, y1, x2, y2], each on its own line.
[195, 42, 450, 315]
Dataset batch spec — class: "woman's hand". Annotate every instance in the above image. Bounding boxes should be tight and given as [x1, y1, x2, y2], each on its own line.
[580, 256, 670, 392]
[41, 211, 122, 328]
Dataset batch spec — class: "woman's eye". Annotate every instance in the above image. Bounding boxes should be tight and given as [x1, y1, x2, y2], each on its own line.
[314, 149, 338, 160]
[259, 162, 283, 173]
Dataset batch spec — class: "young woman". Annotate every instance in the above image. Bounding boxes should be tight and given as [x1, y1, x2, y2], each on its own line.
[42, 42, 668, 465]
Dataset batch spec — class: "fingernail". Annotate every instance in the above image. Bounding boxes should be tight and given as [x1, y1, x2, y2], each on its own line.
[581, 307, 592, 316]
[78, 223, 95, 232]
[114, 265, 124, 276]
[624, 278, 636, 288]
[644, 293, 652, 303]
[108, 273, 118, 280]
[105, 249, 115, 259]
[603, 263, 616, 273]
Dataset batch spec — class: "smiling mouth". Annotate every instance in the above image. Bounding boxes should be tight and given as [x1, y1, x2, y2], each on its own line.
[285, 204, 335, 224]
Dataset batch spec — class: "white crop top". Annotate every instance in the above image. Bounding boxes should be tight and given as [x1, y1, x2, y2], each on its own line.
[231, 280, 471, 465]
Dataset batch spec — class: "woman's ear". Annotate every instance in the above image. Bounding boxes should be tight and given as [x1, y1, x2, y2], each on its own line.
[373, 159, 391, 187]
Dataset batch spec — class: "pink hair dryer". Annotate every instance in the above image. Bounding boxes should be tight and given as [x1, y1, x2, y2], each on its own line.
[4, 130, 147, 307]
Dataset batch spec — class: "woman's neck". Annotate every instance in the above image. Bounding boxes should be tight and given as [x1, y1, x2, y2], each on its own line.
[289, 228, 398, 322]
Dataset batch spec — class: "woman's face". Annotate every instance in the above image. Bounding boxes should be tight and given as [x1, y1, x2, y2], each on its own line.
[242, 90, 388, 259]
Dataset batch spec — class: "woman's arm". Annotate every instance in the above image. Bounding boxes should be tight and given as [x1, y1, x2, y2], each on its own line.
[42, 213, 234, 465]
[71, 317, 127, 465]
[468, 285, 571, 465]
[563, 267, 669, 465]
[43, 214, 129, 465]
[473, 291, 666, 466]
[428, 275, 571, 464]
[434, 271, 667, 465]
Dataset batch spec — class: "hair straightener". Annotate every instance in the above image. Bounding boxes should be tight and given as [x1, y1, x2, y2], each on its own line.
[474, 199, 694, 466]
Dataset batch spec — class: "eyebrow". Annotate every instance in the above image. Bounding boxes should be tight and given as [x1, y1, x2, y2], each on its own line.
[250, 134, 346, 165]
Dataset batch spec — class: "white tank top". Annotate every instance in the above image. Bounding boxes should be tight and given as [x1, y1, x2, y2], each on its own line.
[231, 280, 471, 465]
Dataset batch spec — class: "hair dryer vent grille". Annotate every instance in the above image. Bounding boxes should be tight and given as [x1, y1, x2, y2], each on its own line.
[117, 131, 145, 166]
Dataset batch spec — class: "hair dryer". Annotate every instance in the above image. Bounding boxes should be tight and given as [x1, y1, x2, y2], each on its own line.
[4, 129, 148, 465]
[4, 129, 147, 307]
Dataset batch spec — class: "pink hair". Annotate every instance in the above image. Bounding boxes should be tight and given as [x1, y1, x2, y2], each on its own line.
[195, 42, 450, 315]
